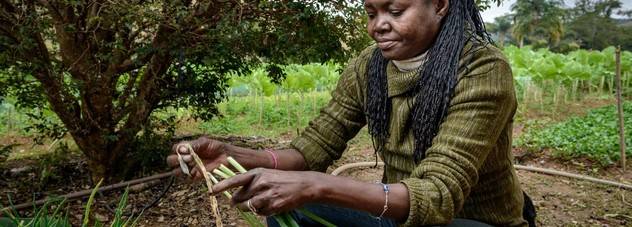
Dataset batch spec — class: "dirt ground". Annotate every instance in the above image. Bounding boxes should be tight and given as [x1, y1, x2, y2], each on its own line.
[1, 140, 631, 227]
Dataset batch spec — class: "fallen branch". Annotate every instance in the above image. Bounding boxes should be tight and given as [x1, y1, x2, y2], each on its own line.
[1, 172, 173, 213]
[330, 162, 632, 190]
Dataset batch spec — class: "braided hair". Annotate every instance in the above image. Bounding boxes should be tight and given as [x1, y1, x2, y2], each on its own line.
[365, 0, 493, 164]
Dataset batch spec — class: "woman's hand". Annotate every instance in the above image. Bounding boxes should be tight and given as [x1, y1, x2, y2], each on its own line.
[212, 168, 321, 216]
[166, 137, 229, 180]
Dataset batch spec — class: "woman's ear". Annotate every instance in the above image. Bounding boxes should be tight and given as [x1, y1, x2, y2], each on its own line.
[436, 0, 449, 18]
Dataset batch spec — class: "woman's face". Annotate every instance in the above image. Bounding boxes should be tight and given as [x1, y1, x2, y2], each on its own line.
[364, 0, 448, 60]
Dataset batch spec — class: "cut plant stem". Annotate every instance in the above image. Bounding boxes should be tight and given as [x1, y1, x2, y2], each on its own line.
[213, 169, 232, 179]
[183, 143, 223, 227]
[227, 156, 247, 173]
[218, 164, 237, 177]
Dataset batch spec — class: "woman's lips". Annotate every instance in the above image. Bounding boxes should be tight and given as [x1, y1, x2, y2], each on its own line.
[378, 40, 396, 50]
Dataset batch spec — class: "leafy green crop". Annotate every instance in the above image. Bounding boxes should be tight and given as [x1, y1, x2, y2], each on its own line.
[517, 101, 632, 166]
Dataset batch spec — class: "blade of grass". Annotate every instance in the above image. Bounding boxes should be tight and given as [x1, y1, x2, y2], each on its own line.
[112, 187, 131, 226]
[83, 179, 103, 227]
[50, 198, 67, 220]
[3, 195, 20, 223]
[128, 211, 144, 227]
[282, 213, 300, 227]
[274, 215, 289, 227]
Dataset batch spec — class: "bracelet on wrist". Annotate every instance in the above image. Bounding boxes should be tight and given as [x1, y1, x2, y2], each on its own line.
[372, 180, 389, 220]
[266, 149, 278, 170]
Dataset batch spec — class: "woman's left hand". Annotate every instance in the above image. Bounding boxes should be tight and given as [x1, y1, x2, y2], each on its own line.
[211, 168, 320, 216]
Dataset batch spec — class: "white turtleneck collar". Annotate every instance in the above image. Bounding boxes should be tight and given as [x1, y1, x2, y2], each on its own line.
[392, 51, 428, 72]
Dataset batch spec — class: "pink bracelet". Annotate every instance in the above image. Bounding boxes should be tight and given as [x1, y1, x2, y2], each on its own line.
[266, 149, 278, 170]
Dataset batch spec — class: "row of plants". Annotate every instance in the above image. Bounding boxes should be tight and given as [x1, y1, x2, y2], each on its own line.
[515, 101, 632, 166]
[504, 45, 632, 103]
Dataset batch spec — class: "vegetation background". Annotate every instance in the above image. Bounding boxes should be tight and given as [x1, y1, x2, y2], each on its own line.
[1, 0, 632, 226]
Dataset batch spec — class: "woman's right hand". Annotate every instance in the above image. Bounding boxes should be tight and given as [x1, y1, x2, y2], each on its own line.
[166, 137, 229, 180]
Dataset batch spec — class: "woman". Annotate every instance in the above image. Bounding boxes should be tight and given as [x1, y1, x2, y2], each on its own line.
[167, 0, 534, 226]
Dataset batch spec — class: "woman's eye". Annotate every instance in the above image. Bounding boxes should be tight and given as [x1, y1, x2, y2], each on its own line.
[390, 10, 402, 16]
[367, 13, 376, 19]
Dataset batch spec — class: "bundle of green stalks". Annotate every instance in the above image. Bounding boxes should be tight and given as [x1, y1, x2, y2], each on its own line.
[178, 144, 335, 227]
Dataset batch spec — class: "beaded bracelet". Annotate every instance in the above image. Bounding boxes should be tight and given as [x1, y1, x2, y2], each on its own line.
[373, 180, 389, 220]
[266, 149, 278, 170]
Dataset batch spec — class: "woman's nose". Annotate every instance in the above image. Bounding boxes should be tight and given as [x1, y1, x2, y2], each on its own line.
[373, 16, 391, 33]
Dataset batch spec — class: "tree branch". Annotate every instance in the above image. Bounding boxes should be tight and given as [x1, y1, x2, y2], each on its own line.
[113, 70, 140, 123]
[39, 0, 64, 25]
[0, 0, 17, 15]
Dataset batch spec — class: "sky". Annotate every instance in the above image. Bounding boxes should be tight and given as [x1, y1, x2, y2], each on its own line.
[480, 0, 632, 22]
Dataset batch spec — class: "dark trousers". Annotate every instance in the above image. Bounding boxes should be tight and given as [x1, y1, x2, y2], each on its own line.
[266, 204, 492, 227]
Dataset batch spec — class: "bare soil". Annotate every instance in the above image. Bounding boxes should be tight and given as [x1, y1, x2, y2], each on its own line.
[1, 142, 631, 227]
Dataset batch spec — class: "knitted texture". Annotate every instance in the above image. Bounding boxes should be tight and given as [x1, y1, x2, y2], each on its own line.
[290, 43, 527, 226]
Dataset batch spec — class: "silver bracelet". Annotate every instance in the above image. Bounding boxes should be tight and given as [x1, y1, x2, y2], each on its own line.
[373, 180, 389, 219]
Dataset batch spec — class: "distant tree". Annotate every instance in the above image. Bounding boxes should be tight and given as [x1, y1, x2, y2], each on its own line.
[488, 14, 513, 47]
[565, 0, 630, 50]
[511, 0, 566, 47]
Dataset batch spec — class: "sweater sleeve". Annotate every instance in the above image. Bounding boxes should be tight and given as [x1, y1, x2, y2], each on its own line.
[289, 51, 371, 172]
[399, 47, 518, 226]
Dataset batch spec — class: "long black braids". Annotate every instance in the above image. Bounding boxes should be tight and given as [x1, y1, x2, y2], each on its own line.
[366, 48, 390, 157]
[365, 0, 494, 164]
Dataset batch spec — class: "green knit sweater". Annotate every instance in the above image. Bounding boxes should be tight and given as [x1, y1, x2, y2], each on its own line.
[290, 43, 528, 226]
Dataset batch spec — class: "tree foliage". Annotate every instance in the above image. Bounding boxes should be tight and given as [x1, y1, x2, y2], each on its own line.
[564, 0, 631, 51]
[511, 0, 566, 48]
[0, 0, 370, 182]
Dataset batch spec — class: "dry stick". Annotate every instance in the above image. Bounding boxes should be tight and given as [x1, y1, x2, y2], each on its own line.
[1, 172, 173, 213]
[182, 144, 223, 227]
[615, 45, 626, 172]
[330, 162, 632, 190]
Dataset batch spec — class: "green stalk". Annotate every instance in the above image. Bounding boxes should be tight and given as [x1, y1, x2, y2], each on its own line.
[296, 208, 336, 227]
[83, 179, 103, 226]
[218, 164, 237, 177]
[282, 213, 300, 227]
[275, 215, 289, 227]
[213, 169, 231, 179]
[227, 156, 248, 174]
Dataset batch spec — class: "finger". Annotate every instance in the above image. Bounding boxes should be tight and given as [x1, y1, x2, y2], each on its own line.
[242, 198, 262, 215]
[171, 166, 186, 176]
[166, 155, 180, 168]
[173, 142, 192, 155]
[166, 154, 193, 165]
[180, 154, 194, 163]
[211, 170, 257, 197]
